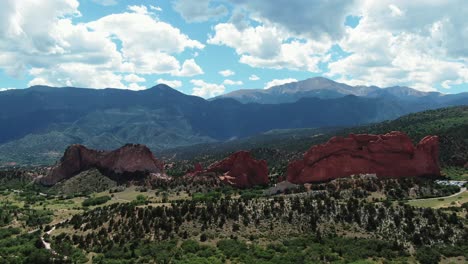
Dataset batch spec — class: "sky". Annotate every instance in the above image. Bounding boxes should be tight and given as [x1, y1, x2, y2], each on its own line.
[0, 0, 467, 97]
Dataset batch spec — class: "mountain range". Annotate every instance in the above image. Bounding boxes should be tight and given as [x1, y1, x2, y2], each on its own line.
[214, 77, 467, 104]
[0, 77, 467, 165]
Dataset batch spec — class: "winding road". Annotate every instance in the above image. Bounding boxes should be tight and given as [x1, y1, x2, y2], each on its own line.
[408, 187, 466, 202]
[41, 226, 55, 251]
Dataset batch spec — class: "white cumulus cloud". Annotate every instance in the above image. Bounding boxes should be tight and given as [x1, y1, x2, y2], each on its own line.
[208, 23, 330, 72]
[326, 0, 468, 91]
[174, 59, 204, 77]
[249, 74, 260, 81]
[28, 64, 126, 89]
[150, 5, 163, 12]
[92, 0, 117, 6]
[0, 1, 206, 89]
[87, 7, 205, 75]
[127, 83, 146, 91]
[223, 79, 243, 85]
[127, 5, 150, 15]
[124, 74, 145, 83]
[219, 69, 235, 77]
[191, 79, 225, 98]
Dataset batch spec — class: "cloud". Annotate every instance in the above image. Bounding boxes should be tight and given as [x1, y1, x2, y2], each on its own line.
[227, 0, 357, 40]
[88, 7, 205, 75]
[0, 88, 15, 92]
[127, 5, 149, 15]
[174, 59, 204, 77]
[223, 79, 243, 85]
[0, 0, 132, 89]
[28, 64, 126, 89]
[124, 74, 145, 83]
[219, 69, 235, 77]
[264, 78, 297, 89]
[157, 79, 182, 88]
[150, 5, 163, 12]
[388, 4, 403, 17]
[205, 0, 467, 91]
[2, 0, 466, 92]
[326, 0, 468, 91]
[92, 0, 117, 6]
[27, 64, 150, 91]
[127, 83, 146, 91]
[249, 74, 260, 81]
[173, 0, 228, 23]
[229, 9, 250, 31]
[0, 0, 107, 76]
[208, 23, 330, 72]
[191, 79, 225, 98]
[0, 1, 205, 89]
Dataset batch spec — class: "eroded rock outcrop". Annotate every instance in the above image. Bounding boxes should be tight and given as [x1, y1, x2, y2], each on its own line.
[40, 144, 164, 186]
[286, 131, 440, 184]
[185, 163, 203, 176]
[193, 151, 269, 188]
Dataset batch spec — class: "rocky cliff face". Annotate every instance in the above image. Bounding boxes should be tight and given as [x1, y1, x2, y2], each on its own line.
[40, 144, 164, 186]
[286, 131, 440, 184]
[193, 151, 269, 188]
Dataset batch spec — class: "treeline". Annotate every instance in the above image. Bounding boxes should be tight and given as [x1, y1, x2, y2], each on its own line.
[86, 235, 409, 263]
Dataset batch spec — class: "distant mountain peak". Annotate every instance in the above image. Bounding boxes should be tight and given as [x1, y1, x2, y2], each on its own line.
[145, 83, 187, 97]
[304, 76, 338, 83]
[213, 77, 444, 104]
[150, 83, 173, 90]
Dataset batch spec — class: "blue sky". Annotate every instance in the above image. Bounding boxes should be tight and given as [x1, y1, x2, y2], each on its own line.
[0, 0, 467, 96]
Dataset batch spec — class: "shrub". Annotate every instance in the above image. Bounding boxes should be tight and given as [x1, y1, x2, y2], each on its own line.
[82, 196, 111, 207]
[416, 247, 441, 264]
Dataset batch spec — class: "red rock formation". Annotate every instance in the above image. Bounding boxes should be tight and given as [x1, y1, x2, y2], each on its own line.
[206, 151, 269, 188]
[186, 163, 203, 176]
[40, 144, 164, 186]
[286, 131, 440, 184]
[194, 163, 203, 173]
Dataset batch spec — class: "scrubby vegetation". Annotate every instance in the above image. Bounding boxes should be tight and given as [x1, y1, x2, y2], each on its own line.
[64, 193, 465, 250]
[82, 195, 112, 207]
[0, 171, 466, 263]
[84, 235, 412, 263]
[442, 166, 468, 181]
